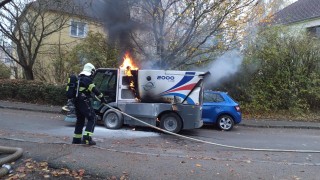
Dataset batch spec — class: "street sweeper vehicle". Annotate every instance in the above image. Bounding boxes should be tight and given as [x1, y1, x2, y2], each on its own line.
[89, 66, 208, 133]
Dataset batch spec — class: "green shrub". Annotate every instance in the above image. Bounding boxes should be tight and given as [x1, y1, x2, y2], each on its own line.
[0, 79, 67, 105]
[0, 63, 11, 79]
[241, 26, 320, 113]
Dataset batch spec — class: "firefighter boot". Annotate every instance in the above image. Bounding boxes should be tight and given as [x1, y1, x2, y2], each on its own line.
[72, 137, 82, 144]
[82, 134, 96, 145]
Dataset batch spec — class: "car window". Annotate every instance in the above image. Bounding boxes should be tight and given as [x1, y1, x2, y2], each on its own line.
[93, 70, 117, 94]
[204, 93, 225, 102]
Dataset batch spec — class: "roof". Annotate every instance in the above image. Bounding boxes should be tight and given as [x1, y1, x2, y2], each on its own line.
[274, 0, 320, 24]
[28, 0, 107, 22]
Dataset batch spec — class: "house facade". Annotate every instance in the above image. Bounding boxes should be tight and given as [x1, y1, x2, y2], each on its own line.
[34, 15, 106, 83]
[274, 0, 320, 36]
[30, 0, 107, 83]
[11, 0, 108, 83]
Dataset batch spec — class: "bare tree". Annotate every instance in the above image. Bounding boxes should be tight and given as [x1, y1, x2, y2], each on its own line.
[130, 0, 257, 69]
[0, 0, 82, 80]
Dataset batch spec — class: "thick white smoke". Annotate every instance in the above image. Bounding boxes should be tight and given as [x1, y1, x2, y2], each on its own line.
[203, 50, 243, 88]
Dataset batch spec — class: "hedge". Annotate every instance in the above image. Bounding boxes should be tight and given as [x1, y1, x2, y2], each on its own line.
[0, 79, 67, 106]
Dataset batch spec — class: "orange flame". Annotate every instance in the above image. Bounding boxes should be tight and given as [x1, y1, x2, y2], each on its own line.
[120, 52, 138, 70]
[120, 52, 139, 101]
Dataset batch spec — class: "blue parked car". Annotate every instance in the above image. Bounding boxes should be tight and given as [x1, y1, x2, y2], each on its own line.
[202, 91, 242, 131]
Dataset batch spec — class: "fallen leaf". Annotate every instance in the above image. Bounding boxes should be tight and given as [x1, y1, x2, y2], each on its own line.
[120, 175, 128, 180]
[39, 162, 48, 167]
[53, 170, 60, 176]
[43, 174, 50, 178]
[25, 163, 33, 169]
[78, 169, 85, 176]
[19, 174, 26, 178]
[24, 158, 32, 162]
[196, 164, 202, 167]
[16, 167, 25, 173]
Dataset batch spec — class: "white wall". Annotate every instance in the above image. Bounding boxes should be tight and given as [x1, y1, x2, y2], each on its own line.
[287, 18, 320, 33]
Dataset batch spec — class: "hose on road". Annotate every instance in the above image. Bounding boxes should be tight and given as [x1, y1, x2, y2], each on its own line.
[0, 146, 23, 178]
[102, 103, 320, 153]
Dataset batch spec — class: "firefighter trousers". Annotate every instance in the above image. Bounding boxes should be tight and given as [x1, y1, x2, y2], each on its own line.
[74, 96, 96, 135]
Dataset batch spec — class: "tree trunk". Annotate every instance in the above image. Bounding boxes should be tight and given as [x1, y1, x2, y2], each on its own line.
[24, 66, 34, 80]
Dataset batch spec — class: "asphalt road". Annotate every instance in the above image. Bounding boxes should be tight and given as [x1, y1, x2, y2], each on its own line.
[1, 108, 320, 179]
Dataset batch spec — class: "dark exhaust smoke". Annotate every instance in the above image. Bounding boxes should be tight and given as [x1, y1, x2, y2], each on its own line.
[92, 0, 141, 59]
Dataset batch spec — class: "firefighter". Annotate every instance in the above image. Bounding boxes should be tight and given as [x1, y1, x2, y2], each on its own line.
[72, 63, 106, 145]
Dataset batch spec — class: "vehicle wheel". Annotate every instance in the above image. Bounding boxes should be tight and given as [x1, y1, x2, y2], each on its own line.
[160, 113, 182, 133]
[216, 115, 234, 131]
[103, 109, 123, 129]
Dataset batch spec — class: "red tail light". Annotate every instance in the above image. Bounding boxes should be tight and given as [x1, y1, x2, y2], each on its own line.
[235, 105, 240, 112]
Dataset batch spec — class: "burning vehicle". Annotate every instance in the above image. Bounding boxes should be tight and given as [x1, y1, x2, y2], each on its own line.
[89, 53, 208, 133]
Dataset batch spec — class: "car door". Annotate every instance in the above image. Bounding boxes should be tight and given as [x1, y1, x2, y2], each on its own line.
[202, 92, 224, 124]
[91, 68, 118, 110]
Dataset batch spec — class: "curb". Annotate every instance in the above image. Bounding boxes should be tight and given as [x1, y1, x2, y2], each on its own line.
[1, 103, 319, 130]
[238, 123, 320, 130]
[0, 104, 62, 114]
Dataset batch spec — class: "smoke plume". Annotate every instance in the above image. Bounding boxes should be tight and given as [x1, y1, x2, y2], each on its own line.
[89, 0, 140, 60]
[202, 50, 243, 88]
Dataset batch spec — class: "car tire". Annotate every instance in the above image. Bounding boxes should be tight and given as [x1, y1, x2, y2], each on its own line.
[216, 115, 234, 131]
[160, 113, 182, 133]
[103, 109, 123, 129]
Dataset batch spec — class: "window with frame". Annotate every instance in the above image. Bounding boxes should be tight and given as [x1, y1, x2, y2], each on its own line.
[307, 26, 320, 37]
[70, 20, 87, 38]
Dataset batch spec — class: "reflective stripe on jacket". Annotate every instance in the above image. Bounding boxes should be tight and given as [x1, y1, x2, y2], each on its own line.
[78, 75, 103, 98]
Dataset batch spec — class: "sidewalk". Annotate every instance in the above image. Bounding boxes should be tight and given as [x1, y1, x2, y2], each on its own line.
[0, 100, 61, 114]
[0, 100, 320, 130]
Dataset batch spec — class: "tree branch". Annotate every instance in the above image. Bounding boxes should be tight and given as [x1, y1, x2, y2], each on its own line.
[0, 0, 12, 8]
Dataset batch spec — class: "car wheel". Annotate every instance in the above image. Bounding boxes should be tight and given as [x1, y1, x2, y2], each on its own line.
[160, 113, 182, 133]
[103, 109, 123, 129]
[216, 115, 234, 131]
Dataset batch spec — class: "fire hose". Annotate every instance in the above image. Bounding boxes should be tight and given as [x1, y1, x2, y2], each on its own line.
[102, 103, 320, 153]
[0, 146, 23, 178]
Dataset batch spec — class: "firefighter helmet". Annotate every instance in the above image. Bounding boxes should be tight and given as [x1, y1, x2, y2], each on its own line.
[80, 63, 95, 76]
